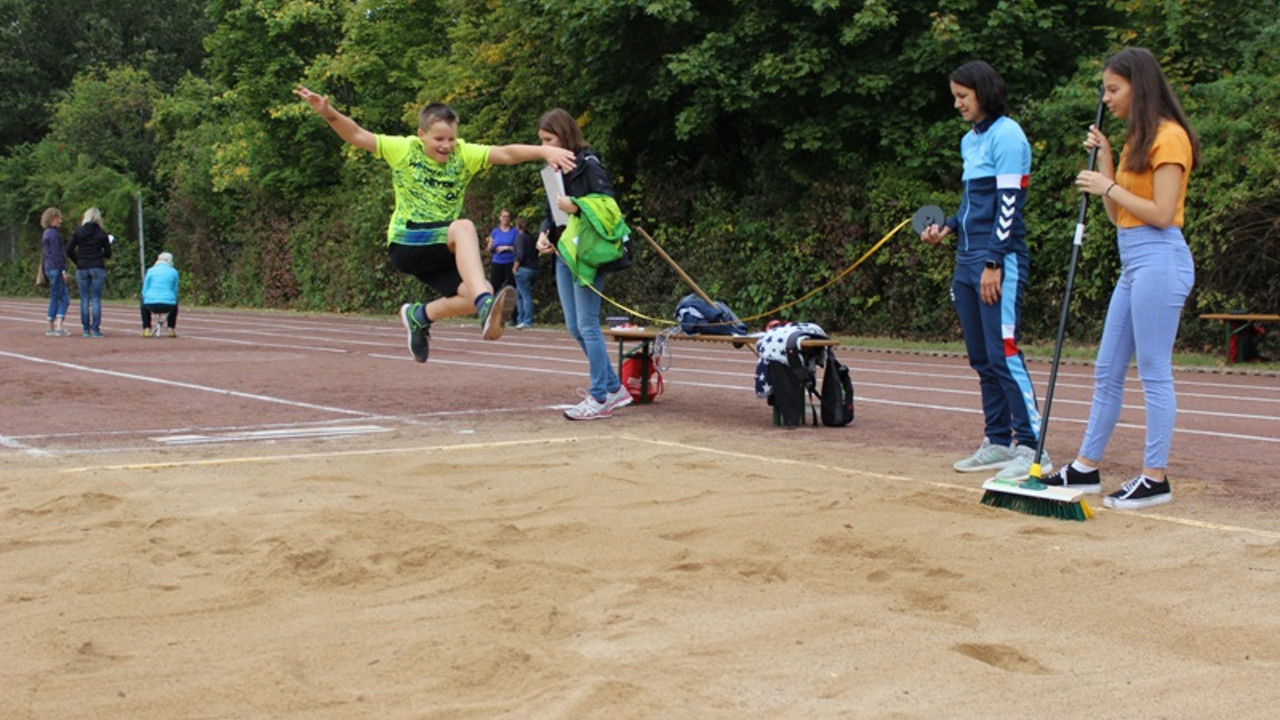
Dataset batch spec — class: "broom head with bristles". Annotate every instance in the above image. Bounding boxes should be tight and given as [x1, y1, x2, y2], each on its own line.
[980, 477, 1093, 521]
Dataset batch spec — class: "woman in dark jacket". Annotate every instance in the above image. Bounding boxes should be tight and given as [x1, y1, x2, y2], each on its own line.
[67, 207, 112, 337]
[534, 109, 631, 421]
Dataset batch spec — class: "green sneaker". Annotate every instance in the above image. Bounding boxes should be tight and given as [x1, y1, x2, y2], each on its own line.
[952, 438, 1016, 473]
[993, 445, 1052, 481]
[399, 302, 431, 363]
[479, 285, 516, 341]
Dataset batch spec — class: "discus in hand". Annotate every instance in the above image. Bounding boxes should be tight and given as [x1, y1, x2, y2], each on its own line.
[912, 205, 945, 235]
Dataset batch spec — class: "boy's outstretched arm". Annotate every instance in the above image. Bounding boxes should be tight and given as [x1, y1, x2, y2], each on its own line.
[295, 86, 377, 153]
[488, 144, 576, 173]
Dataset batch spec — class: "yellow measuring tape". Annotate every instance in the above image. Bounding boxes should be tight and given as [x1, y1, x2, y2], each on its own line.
[562, 216, 912, 327]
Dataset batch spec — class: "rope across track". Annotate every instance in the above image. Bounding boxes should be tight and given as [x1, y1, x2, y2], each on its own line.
[558, 217, 912, 328]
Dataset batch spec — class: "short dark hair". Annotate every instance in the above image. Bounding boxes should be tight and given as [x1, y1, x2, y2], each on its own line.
[418, 102, 458, 130]
[950, 61, 1008, 119]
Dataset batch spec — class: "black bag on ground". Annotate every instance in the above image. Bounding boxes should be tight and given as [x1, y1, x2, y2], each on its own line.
[819, 348, 855, 427]
[769, 331, 822, 426]
[675, 293, 747, 336]
[768, 359, 815, 426]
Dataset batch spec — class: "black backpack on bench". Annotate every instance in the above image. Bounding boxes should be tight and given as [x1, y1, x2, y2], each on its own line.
[769, 332, 854, 427]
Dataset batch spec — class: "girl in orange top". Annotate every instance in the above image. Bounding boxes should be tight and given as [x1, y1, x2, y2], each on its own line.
[1041, 48, 1200, 510]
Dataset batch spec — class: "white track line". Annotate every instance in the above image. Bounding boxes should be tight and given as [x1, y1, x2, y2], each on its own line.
[2, 350, 372, 417]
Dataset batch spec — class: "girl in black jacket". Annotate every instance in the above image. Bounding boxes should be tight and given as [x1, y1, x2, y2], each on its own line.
[534, 109, 631, 420]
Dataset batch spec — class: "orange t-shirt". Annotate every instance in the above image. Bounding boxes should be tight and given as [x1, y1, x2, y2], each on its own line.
[1114, 120, 1193, 228]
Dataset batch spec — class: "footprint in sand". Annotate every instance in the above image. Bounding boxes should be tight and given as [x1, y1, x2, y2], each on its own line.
[952, 642, 1050, 674]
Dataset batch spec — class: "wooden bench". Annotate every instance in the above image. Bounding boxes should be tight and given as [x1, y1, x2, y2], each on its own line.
[1200, 313, 1279, 363]
[602, 327, 839, 404]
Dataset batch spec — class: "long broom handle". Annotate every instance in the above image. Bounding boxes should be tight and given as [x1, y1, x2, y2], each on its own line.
[1033, 87, 1107, 471]
[634, 226, 719, 307]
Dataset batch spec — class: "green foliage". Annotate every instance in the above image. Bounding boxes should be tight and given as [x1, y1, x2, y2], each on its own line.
[4, 0, 1279, 349]
[0, 0, 211, 151]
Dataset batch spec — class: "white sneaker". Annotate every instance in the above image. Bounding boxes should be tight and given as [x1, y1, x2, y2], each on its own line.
[603, 386, 633, 412]
[953, 439, 1016, 473]
[994, 445, 1052, 481]
[564, 393, 612, 421]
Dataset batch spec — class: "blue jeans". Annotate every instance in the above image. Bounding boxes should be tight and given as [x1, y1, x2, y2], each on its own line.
[76, 267, 107, 333]
[1079, 226, 1194, 470]
[46, 269, 70, 321]
[555, 258, 620, 402]
[515, 266, 537, 326]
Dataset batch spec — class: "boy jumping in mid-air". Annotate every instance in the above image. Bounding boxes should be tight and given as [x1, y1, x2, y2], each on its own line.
[295, 85, 576, 363]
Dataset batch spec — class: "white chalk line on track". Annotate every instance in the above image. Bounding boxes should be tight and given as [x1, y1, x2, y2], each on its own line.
[2, 299, 1279, 383]
[0, 434, 51, 456]
[55, 433, 1280, 541]
[5, 345, 1273, 448]
[5, 301, 1278, 447]
[1, 349, 373, 417]
[431, 345, 1280, 419]
[154, 424, 393, 445]
[61, 436, 584, 473]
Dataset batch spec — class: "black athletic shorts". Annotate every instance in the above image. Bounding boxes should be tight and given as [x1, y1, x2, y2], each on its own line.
[386, 243, 463, 298]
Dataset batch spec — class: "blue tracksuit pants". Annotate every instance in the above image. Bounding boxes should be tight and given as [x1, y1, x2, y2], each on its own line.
[952, 253, 1042, 448]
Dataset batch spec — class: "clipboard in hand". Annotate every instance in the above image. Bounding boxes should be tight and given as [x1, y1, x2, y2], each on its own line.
[541, 166, 569, 227]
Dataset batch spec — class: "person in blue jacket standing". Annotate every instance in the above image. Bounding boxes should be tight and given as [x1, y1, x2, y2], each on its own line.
[141, 251, 180, 337]
[41, 207, 71, 336]
[919, 60, 1047, 482]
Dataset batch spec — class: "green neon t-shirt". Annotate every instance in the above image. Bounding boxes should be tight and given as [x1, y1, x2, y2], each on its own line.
[374, 134, 492, 245]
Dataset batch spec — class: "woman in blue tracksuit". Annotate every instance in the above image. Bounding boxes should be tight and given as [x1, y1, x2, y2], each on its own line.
[920, 61, 1046, 481]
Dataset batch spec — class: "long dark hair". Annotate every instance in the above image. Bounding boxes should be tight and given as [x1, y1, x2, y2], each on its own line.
[1105, 47, 1200, 173]
[950, 61, 1008, 119]
[537, 108, 588, 153]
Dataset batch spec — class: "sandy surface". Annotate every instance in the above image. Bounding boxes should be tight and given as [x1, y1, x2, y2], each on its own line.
[3, 297, 1279, 718]
[4, 422, 1279, 720]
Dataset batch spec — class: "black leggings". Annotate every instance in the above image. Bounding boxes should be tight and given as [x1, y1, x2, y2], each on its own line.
[141, 303, 178, 329]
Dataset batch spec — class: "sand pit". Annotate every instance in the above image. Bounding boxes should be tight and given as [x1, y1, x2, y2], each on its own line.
[4, 426, 1279, 719]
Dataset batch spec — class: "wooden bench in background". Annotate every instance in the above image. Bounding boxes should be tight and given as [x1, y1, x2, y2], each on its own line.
[1200, 313, 1279, 364]
[602, 327, 839, 404]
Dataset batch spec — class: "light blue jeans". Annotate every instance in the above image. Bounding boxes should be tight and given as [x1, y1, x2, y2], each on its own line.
[555, 258, 620, 402]
[1078, 226, 1195, 470]
[515, 266, 537, 326]
[46, 268, 70, 321]
[76, 267, 107, 333]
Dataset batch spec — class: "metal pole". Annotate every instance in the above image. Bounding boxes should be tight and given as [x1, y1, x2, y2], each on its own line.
[137, 190, 146, 281]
